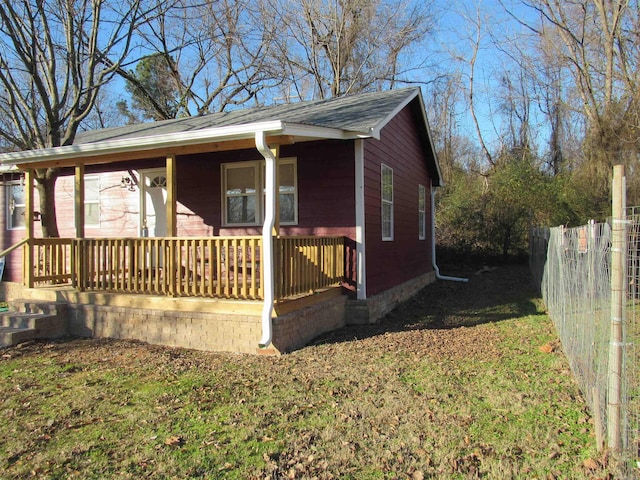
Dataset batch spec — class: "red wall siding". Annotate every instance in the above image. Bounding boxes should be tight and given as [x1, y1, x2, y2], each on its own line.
[5, 128, 444, 297]
[363, 106, 434, 296]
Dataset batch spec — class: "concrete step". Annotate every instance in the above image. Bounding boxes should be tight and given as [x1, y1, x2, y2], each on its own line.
[7, 300, 68, 316]
[0, 300, 68, 348]
[0, 311, 56, 329]
[0, 326, 36, 347]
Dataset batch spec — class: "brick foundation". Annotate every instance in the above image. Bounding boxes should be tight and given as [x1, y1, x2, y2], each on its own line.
[0, 281, 348, 355]
[346, 271, 436, 324]
[271, 294, 347, 353]
[68, 305, 264, 354]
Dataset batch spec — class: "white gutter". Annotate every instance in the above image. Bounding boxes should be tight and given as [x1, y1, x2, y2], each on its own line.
[255, 131, 277, 348]
[431, 188, 468, 283]
[0, 121, 286, 165]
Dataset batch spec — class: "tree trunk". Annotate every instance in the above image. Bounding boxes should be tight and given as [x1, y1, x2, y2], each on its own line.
[35, 168, 60, 238]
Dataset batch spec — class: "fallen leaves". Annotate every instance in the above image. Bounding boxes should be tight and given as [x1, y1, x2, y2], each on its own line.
[583, 457, 599, 470]
[0, 265, 615, 479]
[164, 435, 185, 447]
[539, 340, 561, 353]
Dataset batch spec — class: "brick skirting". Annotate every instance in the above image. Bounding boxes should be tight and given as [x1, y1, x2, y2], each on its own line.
[346, 271, 436, 325]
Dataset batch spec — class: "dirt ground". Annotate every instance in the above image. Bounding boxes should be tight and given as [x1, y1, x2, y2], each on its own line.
[308, 262, 536, 355]
[6, 262, 532, 363]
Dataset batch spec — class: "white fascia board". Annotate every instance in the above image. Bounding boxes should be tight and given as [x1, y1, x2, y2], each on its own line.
[0, 120, 285, 166]
[369, 89, 419, 139]
[280, 122, 371, 140]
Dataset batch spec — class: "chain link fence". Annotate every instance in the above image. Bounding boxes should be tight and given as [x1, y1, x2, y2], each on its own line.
[531, 210, 640, 477]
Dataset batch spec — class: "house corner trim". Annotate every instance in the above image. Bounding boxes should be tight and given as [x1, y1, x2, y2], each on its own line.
[355, 139, 366, 300]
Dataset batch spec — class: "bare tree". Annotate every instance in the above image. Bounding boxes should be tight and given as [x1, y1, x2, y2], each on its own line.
[0, 0, 160, 236]
[267, 0, 435, 100]
[445, 3, 496, 168]
[519, 0, 640, 211]
[425, 75, 465, 182]
[122, 0, 281, 118]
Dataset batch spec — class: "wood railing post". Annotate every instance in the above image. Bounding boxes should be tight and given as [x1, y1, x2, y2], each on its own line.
[608, 164, 626, 452]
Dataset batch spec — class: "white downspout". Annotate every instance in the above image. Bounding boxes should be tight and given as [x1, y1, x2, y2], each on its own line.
[256, 131, 277, 347]
[431, 188, 468, 283]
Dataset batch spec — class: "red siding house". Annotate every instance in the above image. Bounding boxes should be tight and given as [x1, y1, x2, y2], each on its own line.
[0, 88, 443, 354]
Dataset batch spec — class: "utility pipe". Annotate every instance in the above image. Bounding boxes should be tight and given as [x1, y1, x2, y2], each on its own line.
[431, 189, 469, 283]
[255, 131, 277, 348]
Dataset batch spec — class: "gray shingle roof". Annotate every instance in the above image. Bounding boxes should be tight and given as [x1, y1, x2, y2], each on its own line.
[76, 88, 419, 144]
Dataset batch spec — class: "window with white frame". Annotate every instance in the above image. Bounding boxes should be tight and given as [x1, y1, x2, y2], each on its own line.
[381, 164, 393, 240]
[222, 158, 297, 226]
[418, 184, 426, 240]
[84, 176, 100, 226]
[6, 182, 25, 230]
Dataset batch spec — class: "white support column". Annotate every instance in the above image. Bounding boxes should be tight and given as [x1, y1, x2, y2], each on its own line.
[355, 139, 367, 300]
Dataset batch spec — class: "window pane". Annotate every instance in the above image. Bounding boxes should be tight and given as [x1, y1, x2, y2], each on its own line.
[227, 166, 256, 194]
[11, 184, 25, 205]
[418, 184, 426, 239]
[8, 185, 25, 229]
[382, 203, 392, 239]
[11, 206, 25, 228]
[85, 178, 100, 202]
[85, 203, 99, 225]
[227, 196, 256, 224]
[150, 176, 167, 188]
[279, 163, 295, 191]
[279, 193, 295, 223]
[382, 166, 393, 202]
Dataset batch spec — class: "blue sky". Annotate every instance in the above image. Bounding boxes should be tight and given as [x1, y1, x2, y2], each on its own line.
[425, 0, 543, 154]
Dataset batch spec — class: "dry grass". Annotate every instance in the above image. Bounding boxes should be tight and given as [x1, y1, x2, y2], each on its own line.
[0, 264, 615, 479]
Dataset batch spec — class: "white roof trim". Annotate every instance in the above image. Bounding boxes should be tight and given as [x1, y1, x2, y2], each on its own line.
[416, 93, 444, 187]
[369, 88, 419, 139]
[368, 88, 443, 186]
[0, 120, 284, 165]
[280, 122, 371, 140]
[0, 119, 368, 166]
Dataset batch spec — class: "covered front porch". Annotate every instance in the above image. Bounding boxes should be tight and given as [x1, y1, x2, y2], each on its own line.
[2, 122, 362, 352]
[4, 234, 350, 354]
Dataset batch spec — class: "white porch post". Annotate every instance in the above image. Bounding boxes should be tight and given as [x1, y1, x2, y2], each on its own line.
[256, 131, 277, 348]
[355, 139, 367, 300]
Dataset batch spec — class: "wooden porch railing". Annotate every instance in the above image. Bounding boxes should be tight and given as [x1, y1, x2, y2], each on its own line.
[275, 236, 345, 299]
[75, 237, 263, 299]
[24, 235, 346, 301]
[29, 238, 74, 285]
